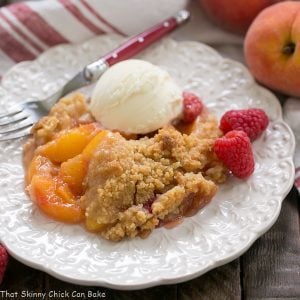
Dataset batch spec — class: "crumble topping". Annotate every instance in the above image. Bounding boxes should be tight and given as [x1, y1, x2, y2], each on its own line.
[23, 93, 94, 168]
[84, 122, 226, 241]
[24, 93, 227, 242]
[31, 93, 94, 146]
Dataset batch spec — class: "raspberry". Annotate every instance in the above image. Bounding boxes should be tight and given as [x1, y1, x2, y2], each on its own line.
[182, 92, 203, 123]
[220, 108, 269, 141]
[0, 245, 8, 284]
[214, 130, 255, 179]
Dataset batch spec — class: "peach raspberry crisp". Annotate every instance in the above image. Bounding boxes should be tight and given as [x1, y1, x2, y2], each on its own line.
[23, 91, 228, 241]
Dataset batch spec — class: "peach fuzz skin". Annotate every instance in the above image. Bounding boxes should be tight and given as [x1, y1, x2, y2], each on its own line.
[244, 1, 300, 97]
[199, 0, 284, 34]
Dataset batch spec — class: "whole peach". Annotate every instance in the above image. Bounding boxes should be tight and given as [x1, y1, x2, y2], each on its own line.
[199, 0, 285, 34]
[244, 1, 300, 97]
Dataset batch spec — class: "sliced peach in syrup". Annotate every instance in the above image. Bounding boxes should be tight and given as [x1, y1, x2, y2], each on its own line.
[27, 155, 84, 223]
[28, 174, 84, 223]
[37, 123, 101, 163]
[59, 130, 109, 195]
[27, 128, 111, 224]
[59, 154, 88, 196]
[82, 130, 109, 157]
[26, 155, 55, 185]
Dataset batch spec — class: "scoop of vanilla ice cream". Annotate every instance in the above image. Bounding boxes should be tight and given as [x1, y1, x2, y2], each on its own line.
[90, 59, 183, 134]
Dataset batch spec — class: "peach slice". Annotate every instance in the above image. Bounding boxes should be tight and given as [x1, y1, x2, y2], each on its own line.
[59, 130, 109, 195]
[26, 155, 56, 185]
[59, 154, 88, 196]
[37, 123, 101, 163]
[82, 130, 109, 157]
[26, 127, 111, 224]
[28, 174, 84, 223]
[27, 155, 84, 223]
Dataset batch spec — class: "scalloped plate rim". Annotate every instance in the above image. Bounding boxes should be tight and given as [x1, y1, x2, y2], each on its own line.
[2, 186, 294, 291]
[0, 35, 296, 290]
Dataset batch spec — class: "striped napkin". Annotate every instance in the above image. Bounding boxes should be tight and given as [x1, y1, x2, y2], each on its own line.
[0, 0, 187, 76]
[0, 0, 299, 194]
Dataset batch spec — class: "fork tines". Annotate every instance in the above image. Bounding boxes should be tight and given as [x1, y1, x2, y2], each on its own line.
[0, 105, 33, 142]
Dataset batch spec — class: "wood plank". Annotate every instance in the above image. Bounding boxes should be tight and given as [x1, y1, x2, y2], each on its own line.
[112, 285, 177, 300]
[177, 259, 241, 300]
[0, 256, 45, 300]
[242, 187, 300, 298]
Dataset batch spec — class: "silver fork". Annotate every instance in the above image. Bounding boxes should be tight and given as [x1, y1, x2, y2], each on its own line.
[0, 10, 190, 142]
[0, 67, 105, 142]
[0, 86, 82, 141]
[0, 99, 50, 141]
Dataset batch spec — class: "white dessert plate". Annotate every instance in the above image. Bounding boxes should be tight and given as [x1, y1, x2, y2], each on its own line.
[0, 34, 295, 290]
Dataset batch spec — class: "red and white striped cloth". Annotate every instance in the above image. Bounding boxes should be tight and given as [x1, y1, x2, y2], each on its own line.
[0, 0, 187, 75]
[0, 0, 299, 193]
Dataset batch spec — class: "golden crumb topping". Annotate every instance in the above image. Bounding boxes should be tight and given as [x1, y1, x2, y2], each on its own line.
[84, 121, 226, 241]
[24, 93, 227, 242]
[31, 93, 94, 146]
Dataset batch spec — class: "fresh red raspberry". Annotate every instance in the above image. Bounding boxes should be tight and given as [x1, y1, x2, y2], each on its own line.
[214, 130, 255, 179]
[182, 92, 203, 123]
[0, 245, 8, 284]
[220, 108, 269, 141]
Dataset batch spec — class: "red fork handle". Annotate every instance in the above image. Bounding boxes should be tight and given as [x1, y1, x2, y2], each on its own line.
[104, 10, 190, 66]
[84, 10, 190, 82]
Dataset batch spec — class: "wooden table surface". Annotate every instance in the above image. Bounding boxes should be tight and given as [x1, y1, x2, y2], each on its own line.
[0, 1, 299, 299]
[1, 186, 299, 299]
